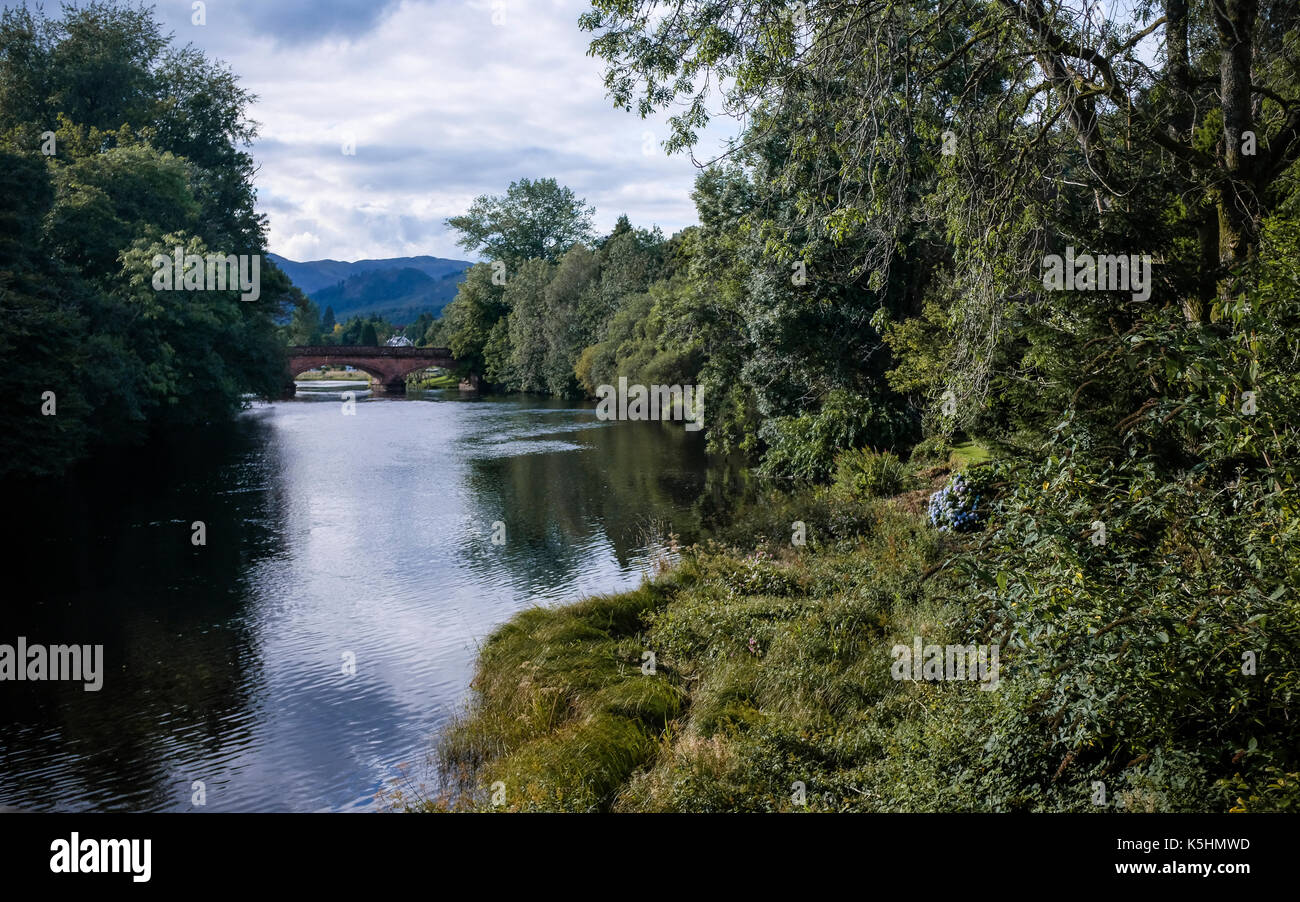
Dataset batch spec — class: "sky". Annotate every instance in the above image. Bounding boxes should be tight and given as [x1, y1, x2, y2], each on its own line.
[114, 0, 740, 263]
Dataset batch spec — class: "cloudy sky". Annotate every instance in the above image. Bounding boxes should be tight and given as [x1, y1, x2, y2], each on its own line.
[127, 0, 739, 263]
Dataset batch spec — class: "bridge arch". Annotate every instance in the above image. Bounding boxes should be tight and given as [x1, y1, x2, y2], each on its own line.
[284, 346, 470, 396]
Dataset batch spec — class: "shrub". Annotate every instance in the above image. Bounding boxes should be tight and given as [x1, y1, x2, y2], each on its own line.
[757, 389, 918, 483]
[832, 448, 910, 499]
[907, 434, 953, 467]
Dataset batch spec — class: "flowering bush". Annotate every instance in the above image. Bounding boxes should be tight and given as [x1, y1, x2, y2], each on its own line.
[928, 466, 997, 532]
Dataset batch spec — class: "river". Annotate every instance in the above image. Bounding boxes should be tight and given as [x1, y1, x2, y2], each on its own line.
[0, 386, 747, 811]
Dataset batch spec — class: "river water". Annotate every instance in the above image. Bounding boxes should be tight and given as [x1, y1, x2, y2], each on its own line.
[0, 386, 745, 811]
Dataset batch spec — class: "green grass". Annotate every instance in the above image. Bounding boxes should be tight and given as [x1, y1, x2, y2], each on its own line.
[417, 585, 682, 811]
[293, 368, 371, 382]
[403, 494, 1001, 812]
[407, 370, 461, 389]
[949, 440, 991, 468]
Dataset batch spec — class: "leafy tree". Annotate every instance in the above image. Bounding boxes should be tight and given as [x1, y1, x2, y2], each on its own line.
[0, 1, 293, 476]
[288, 298, 323, 346]
[403, 311, 432, 345]
[0, 3, 264, 248]
[502, 258, 557, 392]
[0, 150, 91, 477]
[435, 262, 507, 380]
[580, 0, 1300, 424]
[446, 177, 594, 265]
[45, 137, 199, 279]
[543, 243, 600, 395]
[583, 214, 664, 332]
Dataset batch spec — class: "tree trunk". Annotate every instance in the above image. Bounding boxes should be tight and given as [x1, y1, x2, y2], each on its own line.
[1215, 0, 1260, 268]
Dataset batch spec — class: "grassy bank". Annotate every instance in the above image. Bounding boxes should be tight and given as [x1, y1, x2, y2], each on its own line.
[294, 368, 371, 382]
[399, 484, 995, 812]
[407, 370, 461, 390]
[293, 368, 460, 388]
[389, 440, 1299, 814]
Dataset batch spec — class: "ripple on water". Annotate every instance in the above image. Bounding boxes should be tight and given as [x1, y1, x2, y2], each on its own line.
[1, 395, 725, 811]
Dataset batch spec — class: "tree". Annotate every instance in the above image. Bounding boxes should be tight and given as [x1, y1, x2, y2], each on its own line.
[0, 150, 91, 477]
[321, 305, 336, 333]
[446, 177, 595, 265]
[45, 137, 200, 278]
[404, 311, 432, 344]
[584, 214, 664, 336]
[580, 0, 1300, 426]
[435, 263, 507, 380]
[503, 258, 557, 392]
[0, 2, 291, 476]
[359, 321, 379, 347]
[0, 3, 264, 249]
[288, 299, 322, 346]
[544, 243, 601, 395]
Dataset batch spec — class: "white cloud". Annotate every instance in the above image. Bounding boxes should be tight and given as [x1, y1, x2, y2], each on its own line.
[149, 0, 740, 261]
[279, 231, 325, 261]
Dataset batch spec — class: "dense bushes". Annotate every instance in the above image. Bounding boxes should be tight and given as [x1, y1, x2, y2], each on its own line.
[402, 0, 1300, 814]
[421, 437, 1298, 811]
[945, 225, 1300, 810]
[757, 390, 918, 483]
[417, 225, 1300, 810]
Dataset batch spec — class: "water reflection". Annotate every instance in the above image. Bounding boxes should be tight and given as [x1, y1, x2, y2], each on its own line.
[0, 391, 746, 811]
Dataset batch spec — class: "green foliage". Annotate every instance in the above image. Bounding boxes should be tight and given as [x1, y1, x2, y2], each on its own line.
[287, 298, 323, 346]
[431, 221, 1300, 812]
[757, 390, 918, 483]
[445, 177, 594, 266]
[0, 3, 290, 478]
[832, 448, 910, 500]
[435, 203, 681, 396]
[502, 258, 558, 393]
[0, 150, 91, 475]
[433, 262, 505, 378]
[415, 0, 1300, 815]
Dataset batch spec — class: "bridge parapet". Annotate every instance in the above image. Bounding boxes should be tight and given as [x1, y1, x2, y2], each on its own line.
[288, 346, 454, 359]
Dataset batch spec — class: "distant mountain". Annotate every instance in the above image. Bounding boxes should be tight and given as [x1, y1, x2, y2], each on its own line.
[268, 253, 473, 323]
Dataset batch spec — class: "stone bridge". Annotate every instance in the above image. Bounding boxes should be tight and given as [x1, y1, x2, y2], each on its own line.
[285, 345, 475, 395]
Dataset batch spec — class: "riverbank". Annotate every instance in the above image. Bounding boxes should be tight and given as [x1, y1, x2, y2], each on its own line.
[294, 368, 371, 382]
[397, 480, 989, 812]
[394, 443, 1299, 813]
[406, 370, 461, 390]
[293, 367, 460, 389]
